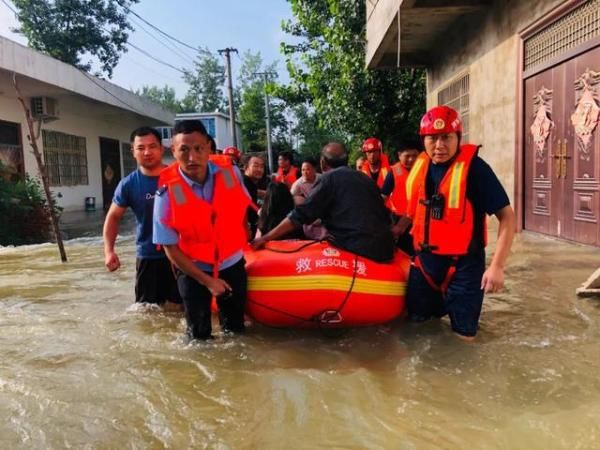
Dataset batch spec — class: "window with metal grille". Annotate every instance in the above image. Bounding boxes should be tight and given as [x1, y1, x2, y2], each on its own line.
[437, 73, 470, 142]
[42, 130, 88, 186]
[524, 0, 600, 71]
[121, 142, 136, 176]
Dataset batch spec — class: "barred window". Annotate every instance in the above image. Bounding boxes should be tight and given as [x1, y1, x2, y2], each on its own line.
[438, 73, 470, 142]
[121, 142, 136, 176]
[42, 130, 88, 186]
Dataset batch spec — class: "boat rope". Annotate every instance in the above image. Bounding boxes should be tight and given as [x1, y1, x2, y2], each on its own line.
[246, 249, 360, 337]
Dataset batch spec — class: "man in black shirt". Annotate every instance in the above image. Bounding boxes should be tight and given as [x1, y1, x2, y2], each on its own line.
[243, 155, 266, 239]
[251, 142, 394, 263]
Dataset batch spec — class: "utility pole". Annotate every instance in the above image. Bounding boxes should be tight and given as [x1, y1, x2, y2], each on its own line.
[218, 47, 238, 148]
[254, 71, 277, 174]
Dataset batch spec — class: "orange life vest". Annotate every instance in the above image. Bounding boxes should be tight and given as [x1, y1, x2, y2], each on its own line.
[361, 153, 390, 189]
[406, 144, 487, 255]
[388, 162, 409, 215]
[275, 166, 298, 188]
[157, 158, 251, 267]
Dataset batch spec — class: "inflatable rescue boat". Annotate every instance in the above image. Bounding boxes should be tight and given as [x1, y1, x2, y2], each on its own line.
[244, 240, 410, 328]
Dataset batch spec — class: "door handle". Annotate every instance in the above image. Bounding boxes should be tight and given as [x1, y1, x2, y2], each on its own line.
[561, 139, 570, 179]
[551, 142, 561, 179]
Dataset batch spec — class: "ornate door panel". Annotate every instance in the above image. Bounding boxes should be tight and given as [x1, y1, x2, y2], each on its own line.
[563, 46, 600, 246]
[524, 45, 600, 247]
[524, 68, 563, 237]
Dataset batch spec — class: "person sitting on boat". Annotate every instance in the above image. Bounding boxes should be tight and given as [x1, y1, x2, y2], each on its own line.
[404, 105, 515, 341]
[153, 120, 252, 340]
[290, 157, 327, 240]
[251, 142, 394, 263]
[256, 182, 303, 240]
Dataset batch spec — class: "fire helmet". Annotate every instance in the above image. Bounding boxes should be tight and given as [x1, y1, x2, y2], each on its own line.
[419, 106, 463, 136]
[362, 137, 382, 153]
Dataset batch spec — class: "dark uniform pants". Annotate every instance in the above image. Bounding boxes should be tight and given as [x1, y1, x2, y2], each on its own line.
[176, 258, 247, 340]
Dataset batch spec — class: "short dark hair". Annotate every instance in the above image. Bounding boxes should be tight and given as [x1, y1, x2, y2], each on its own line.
[278, 151, 294, 164]
[130, 126, 161, 144]
[397, 137, 423, 153]
[208, 135, 217, 152]
[321, 142, 348, 168]
[302, 157, 318, 168]
[173, 120, 208, 136]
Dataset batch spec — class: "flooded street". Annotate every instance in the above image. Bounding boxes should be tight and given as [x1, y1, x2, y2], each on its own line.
[1, 227, 599, 449]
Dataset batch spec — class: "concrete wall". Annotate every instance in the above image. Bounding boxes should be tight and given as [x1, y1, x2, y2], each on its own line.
[0, 91, 158, 212]
[426, 0, 563, 201]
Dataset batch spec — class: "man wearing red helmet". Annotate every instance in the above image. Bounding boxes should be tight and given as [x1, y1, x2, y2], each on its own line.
[360, 137, 391, 189]
[223, 146, 242, 165]
[404, 105, 515, 340]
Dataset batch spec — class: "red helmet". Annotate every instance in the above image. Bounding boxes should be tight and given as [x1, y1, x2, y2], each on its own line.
[419, 106, 463, 136]
[222, 146, 241, 160]
[362, 137, 382, 152]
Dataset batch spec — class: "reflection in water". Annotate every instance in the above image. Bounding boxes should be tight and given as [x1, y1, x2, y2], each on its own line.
[0, 232, 599, 448]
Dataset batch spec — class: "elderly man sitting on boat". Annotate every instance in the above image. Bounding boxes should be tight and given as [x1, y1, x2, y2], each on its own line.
[251, 142, 394, 263]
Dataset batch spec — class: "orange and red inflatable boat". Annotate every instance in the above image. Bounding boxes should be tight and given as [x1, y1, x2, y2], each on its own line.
[244, 240, 410, 328]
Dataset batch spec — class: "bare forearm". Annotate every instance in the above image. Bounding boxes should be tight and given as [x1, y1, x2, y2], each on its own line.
[102, 216, 120, 254]
[261, 218, 297, 242]
[490, 206, 516, 269]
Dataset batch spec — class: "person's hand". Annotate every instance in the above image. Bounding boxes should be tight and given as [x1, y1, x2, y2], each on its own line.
[105, 251, 120, 272]
[391, 216, 411, 239]
[250, 236, 267, 251]
[481, 264, 505, 293]
[206, 278, 232, 297]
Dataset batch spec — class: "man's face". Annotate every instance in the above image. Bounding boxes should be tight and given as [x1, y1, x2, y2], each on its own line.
[278, 155, 291, 170]
[301, 162, 317, 183]
[132, 134, 163, 170]
[364, 149, 381, 165]
[398, 149, 420, 170]
[423, 132, 459, 164]
[245, 156, 265, 181]
[355, 157, 365, 171]
[171, 132, 211, 181]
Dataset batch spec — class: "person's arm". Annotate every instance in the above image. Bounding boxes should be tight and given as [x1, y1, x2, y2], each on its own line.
[481, 205, 516, 293]
[391, 215, 412, 239]
[103, 203, 127, 271]
[163, 245, 231, 296]
[251, 218, 297, 250]
[380, 171, 395, 198]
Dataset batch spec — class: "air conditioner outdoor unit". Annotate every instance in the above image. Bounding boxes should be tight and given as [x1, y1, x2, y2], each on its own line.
[30, 97, 59, 121]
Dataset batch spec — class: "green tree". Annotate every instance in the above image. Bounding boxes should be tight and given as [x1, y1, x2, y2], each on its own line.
[182, 47, 226, 113]
[291, 104, 345, 160]
[280, 0, 425, 158]
[237, 51, 289, 152]
[135, 85, 182, 113]
[12, 0, 138, 78]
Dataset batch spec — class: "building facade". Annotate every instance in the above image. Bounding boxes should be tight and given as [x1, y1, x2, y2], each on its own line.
[366, 0, 600, 247]
[0, 37, 173, 212]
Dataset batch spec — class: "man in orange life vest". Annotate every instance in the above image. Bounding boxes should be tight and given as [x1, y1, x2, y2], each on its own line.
[405, 106, 515, 341]
[360, 137, 391, 189]
[153, 120, 252, 340]
[222, 146, 242, 166]
[381, 138, 422, 255]
[273, 151, 299, 188]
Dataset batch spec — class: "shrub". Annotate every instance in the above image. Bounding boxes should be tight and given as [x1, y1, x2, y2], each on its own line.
[0, 163, 61, 245]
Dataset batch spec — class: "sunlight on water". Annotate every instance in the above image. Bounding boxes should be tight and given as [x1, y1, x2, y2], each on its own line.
[0, 232, 599, 448]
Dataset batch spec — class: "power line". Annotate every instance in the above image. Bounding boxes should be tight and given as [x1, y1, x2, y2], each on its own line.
[126, 41, 186, 75]
[128, 14, 194, 63]
[123, 6, 200, 53]
[0, 0, 17, 15]
[79, 69, 147, 116]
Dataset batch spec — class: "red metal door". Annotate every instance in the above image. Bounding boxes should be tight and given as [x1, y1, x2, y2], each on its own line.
[524, 46, 600, 247]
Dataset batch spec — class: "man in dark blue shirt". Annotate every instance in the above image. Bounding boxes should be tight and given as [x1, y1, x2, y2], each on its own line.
[251, 142, 394, 263]
[103, 127, 180, 306]
[405, 106, 515, 340]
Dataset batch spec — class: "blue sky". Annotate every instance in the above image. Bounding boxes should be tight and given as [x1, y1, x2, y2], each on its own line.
[0, 0, 294, 97]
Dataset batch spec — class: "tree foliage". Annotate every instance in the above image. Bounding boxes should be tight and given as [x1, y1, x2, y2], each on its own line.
[135, 85, 183, 113]
[279, 0, 425, 157]
[12, 0, 138, 78]
[291, 104, 345, 160]
[182, 47, 226, 113]
[236, 51, 289, 152]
